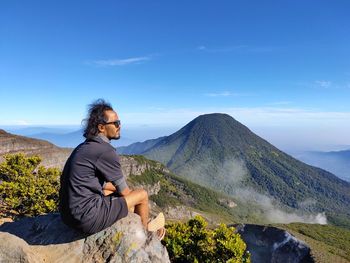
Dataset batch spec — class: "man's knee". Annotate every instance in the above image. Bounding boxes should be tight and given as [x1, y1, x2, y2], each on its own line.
[124, 188, 148, 207]
[137, 188, 148, 202]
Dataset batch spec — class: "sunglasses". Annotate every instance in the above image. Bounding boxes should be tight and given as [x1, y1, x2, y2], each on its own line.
[104, 120, 121, 128]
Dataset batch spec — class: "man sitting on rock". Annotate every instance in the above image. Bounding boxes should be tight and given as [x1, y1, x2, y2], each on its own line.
[59, 99, 165, 238]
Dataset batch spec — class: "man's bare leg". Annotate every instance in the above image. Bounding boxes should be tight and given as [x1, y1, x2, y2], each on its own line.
[123, 189, 149, 228]
[110, 187, 165, 238]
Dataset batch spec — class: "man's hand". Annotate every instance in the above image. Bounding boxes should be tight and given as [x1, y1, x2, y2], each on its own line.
[102, 182, 131, 196]
[103, 189, 115, 196]
[103, 182, 116, 196]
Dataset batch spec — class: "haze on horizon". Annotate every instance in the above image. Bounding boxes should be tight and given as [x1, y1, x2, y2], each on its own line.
[1, 1, 350, 152]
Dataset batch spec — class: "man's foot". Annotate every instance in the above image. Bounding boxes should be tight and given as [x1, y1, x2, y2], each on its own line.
[147, 212, 165, 232]
[157, 227, 166, 240]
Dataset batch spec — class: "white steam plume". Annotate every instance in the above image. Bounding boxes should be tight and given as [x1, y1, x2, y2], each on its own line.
[184, 156, 328, 225]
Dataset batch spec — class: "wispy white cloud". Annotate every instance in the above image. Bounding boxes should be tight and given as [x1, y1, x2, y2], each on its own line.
[0, 120, 31, 126]
[315, 80, 332, 89]
[146, 106, 166, 111]
[204, 91, 254, 97]
[13, 120, 30, 125]
[205, 91, 234, 97]
[88, 56, 151, 67]
[248, 46, 278, 53]
[298, 80, 350, 90]
[267, 101, 292, 106]
[196, 45, 277, 53]
[196, 45, 247, 53]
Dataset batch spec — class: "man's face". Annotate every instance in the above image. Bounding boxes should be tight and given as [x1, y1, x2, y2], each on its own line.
[100, 110, 121, 140]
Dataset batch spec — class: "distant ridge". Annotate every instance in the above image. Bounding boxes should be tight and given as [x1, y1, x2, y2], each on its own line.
[0, 129, 72, 169]
[296, 149, 350, 182]
[119, 113, 350, 228]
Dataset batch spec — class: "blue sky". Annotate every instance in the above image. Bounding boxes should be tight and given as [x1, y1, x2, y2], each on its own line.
[1, 1, 350, 150]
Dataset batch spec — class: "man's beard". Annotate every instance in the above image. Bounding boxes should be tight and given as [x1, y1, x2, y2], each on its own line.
[110, 134, 120, 140]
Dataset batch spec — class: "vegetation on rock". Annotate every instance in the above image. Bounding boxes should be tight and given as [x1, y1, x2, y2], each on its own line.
[0, 153, 60, 217]
[163, 215, 250, 263]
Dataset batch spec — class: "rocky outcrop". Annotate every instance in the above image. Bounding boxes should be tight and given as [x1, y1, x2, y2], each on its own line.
[120, 156, 168, 178]
[219, 198, 237, 208]
[0, 213, 170, 263]
[164, 206, 200, 221]
[235, 224, 314, 263]
[135, 182, 161, 196]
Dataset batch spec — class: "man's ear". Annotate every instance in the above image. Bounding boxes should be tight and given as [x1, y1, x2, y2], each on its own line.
[97, 124, 105, 133]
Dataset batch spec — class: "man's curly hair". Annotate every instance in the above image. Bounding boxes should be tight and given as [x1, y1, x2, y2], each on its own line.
[83, 99, 113, 139]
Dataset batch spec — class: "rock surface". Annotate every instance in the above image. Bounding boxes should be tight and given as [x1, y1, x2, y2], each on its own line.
[0, 213, 170, 263]
[164, 206, 200, 221]
[120, 156, 167, 178]
[236, 224, 314, 263]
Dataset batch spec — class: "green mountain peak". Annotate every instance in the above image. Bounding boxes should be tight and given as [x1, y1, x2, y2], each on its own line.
[120, 114, 350, 228]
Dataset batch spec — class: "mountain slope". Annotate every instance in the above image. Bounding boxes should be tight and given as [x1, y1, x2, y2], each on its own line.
[118, 137, 165, 155]
[119, 113, 350, 228]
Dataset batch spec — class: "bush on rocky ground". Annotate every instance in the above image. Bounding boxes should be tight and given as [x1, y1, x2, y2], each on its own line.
[0, 153, 60, 217]
[162, 215, 251, 263]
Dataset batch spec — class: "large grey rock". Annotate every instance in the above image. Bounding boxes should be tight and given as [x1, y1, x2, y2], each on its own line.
[0, 213, 170, 263]
[236, 224, 314, 263]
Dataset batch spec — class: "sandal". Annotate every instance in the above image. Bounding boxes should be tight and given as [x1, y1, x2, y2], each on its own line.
[147, 212, 165, 232]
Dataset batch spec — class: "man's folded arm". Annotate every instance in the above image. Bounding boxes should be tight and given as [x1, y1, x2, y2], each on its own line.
[103, 177, 130, 196]
[96, 150, 130, 196]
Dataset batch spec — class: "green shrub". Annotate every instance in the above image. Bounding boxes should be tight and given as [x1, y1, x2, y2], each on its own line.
[163, 215, 250, 263]
[0, 153, 60, 217]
